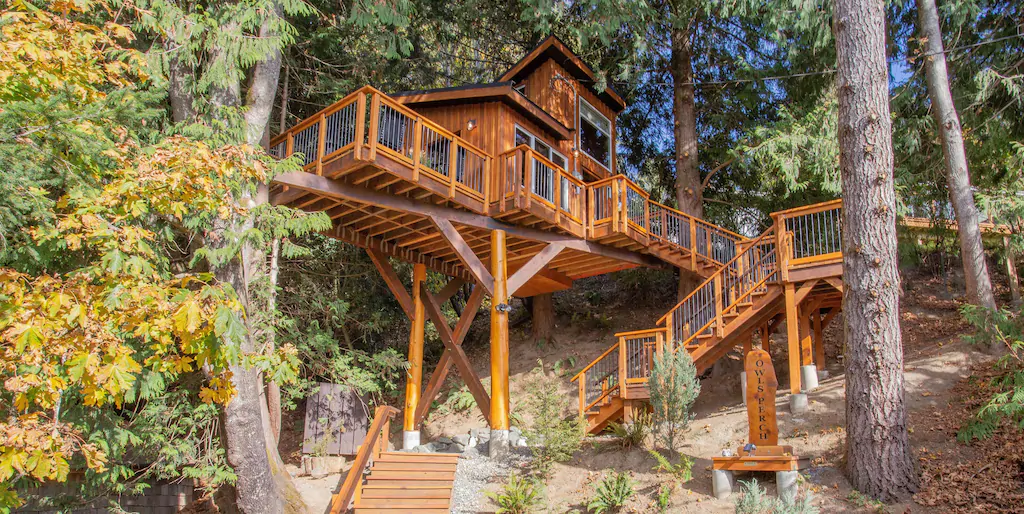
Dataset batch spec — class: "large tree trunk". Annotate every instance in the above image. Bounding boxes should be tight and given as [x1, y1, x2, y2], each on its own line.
[916, 0, 997, 313]
[670, 22, 704, 301]
[531, 293, 556, 344]
[835, 0, 919, 501]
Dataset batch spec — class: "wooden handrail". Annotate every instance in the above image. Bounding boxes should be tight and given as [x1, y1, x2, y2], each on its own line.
[330, 405, 399, 514]
[570, 341, 620, 382]
[770, 198, 843, 218]
[271, 86, 372, 147]
[657, 227, 777, 325]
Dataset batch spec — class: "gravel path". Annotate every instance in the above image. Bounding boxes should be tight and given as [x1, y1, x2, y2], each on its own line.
[450, 443, 532, 513]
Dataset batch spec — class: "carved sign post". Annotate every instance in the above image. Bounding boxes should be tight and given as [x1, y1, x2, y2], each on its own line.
[745, 348, 779, 446]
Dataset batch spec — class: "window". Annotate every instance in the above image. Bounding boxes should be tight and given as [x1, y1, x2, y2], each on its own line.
[514, 126, 569, 205]
[579, 98, 612, 170]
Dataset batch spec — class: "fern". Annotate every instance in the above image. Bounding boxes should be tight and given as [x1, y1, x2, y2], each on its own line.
[587, 472, 636, 513]
[485, 473, 544, 514]
[735, 479, 819, 514]
[607, 410, 652, 449]
[649, 449, 693, 484]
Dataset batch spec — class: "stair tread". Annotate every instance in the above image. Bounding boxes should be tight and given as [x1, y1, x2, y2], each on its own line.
[362, 481, 454, 488]
[371, 462, 455, 471]
[360, 488, 451, 499]
[355, 499, 451, 507]
[353, 510, 450, 514]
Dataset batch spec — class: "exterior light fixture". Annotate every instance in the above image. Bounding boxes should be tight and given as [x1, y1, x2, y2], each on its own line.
[467, 119, 477, 131]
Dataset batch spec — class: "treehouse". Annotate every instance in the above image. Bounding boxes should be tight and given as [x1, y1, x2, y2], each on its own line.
[269, 35, 846, 513]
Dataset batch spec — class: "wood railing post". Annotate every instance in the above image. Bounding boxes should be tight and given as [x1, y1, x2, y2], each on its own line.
[367, 93, 381, 161]
[774, 214, 789, 283]
[618, 335, 627, 395]
[553, 169, 562, 218]
[353, 92, 366, 160]
[611, 179, 620, 232]
[411, 117, 422, 181]
[286, 132, 294, 158]
[316, 113, 327, 175]
[664, 311, 674, 352]
[525, 151, 535, 209]
[448, 139, 458, 199]
[586, 185, 595, 238]
[578, 376, 586, 416]
[689, 219, 698, 269]
[713, 274, 724, 337]
[483, 155, 492, 214]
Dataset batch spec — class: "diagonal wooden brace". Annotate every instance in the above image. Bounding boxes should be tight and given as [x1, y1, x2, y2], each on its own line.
[431, 217, 494, 294]
[414, 285, 485, 425]
[366, 248, 415, 320]
[419, 285, 491, 424]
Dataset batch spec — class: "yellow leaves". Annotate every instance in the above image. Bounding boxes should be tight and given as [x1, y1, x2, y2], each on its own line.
[174, 299, 203, 334]
[199, 376, 236, 405]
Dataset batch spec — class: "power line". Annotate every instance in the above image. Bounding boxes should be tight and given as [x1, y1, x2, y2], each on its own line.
[589, 33, 1023, 88]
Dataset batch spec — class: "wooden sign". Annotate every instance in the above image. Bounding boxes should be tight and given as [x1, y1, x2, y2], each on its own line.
[745, 349, 779, 446]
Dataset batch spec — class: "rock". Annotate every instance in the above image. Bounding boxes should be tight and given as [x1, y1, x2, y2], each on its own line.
[471, 428, 490, 443]
[436, 437, 453, 445]
[516, 437, 528, 448]
[450, 443, 466, 453]
[452, 434, 471, 447]
[508, 433, 521, 447]
[413, 443, 437, 453]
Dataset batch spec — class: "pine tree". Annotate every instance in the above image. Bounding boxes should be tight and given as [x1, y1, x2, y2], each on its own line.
[834, 0, 919, 500]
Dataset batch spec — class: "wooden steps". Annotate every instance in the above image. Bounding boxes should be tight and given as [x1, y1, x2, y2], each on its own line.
[352, 452, 460, 513]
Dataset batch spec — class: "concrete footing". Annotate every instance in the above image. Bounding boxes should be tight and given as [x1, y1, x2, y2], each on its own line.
[711, 469, 735, 499]
[776, 470, 799, 503]
[789, 393, 808, 414]
[739, 372, 748, 403]
[402, 430, 420, 450]
[488, 429, 509, 457]
[800, 365, 819, 391]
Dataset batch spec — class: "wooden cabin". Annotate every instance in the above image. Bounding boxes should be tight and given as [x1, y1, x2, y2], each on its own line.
[271, 35, 846, 513]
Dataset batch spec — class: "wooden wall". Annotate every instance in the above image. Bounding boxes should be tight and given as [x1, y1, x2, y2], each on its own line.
[518, 59, 618, 180]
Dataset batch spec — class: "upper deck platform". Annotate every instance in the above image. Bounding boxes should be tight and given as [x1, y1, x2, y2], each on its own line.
[270, 87, 744, 296]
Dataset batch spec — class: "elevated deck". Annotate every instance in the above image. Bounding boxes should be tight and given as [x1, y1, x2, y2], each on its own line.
[270, 86, 741, 295]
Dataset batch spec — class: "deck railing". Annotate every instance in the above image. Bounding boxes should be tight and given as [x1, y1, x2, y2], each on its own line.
[497, 145, 586, 225]
[330, 405, 398, 514]
[269, 86, 490, 205]
[772, 199, 843, 267]
[570, 343, 621, 415]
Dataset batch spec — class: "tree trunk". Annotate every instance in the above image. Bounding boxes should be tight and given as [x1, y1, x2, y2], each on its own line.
[835, 0, 919, 501]
[267, 237, 282, 445]
[531, 293, 556, 344]
[916, 0, 997, 313]
[671, 22, 704, 301]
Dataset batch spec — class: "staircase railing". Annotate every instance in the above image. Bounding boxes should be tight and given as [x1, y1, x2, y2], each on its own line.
[659, 227, 779, 351]
[570, 343, 621, 416]
[330, 405, 399, 514]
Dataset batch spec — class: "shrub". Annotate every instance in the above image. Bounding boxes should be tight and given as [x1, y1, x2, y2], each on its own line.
[588, 471, 636, 513]
[734, 479, 819, 514]
[958, 304, 1024, 441]
[485, 473, 544, 514]
[648, 349, 700, 451]
[656, 482, 672, 512]
[521, 362, 586, 476]
[607, 410, 652, 449]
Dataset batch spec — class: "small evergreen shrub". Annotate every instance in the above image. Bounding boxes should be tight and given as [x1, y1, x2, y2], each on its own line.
[648, 349, 700, 451]
[522, 362, 586, 476]
[656, 483, 672, 512]
[607, 410, 652, 449]
[485, 473, 544, 514]
[958, 304, 1024, 441]
[587, 471, 636, 513]
[734, 479, 819, 514]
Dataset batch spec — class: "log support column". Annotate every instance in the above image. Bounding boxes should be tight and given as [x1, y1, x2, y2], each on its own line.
[489, 230, 511, 456]
[798, 305, 818, 392]
[403, 263, 426, 449]
[813, 308, 828, 380]
[1006, 236, 1020, 305]
[784, 283, 807, 414]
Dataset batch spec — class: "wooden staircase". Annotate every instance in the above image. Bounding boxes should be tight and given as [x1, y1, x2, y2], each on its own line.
[331, 407, 460, 514]
[353, 452, 459, 513]
[573, 201, 845, 433]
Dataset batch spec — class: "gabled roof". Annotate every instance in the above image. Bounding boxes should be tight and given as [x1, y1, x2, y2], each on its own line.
[391, 82, 573, 141]
[499, 35, 627, 113]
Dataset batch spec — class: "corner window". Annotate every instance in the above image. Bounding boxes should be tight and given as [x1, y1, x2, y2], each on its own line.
[579, 98, 612, 170]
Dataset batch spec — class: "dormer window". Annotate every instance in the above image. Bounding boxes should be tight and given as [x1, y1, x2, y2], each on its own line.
[579, 98, 612, 170]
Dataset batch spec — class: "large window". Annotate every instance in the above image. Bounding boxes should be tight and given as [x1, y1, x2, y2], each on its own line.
[579, 98, 612, 170]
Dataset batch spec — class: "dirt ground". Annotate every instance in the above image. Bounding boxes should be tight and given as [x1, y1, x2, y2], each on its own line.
[287, 269, 1024, 513]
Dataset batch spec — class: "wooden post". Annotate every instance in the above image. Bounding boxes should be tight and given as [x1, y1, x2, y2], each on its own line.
[761, 323, 771, 354]
[316, 113, 326, 175]
[353, 92, 366, 160]
[578, 377, 586, 416]
[690, 219, 698, 270]
[448, 139, 458, 199]
[489, 230, 510, 443]
[403, 263, 426, 445]
[799, 305, 813, 367]
[618, 336, 627, 393]
[367, 93, 381, 161]
[713, 274, 724, 337]
[523, 152, 533, 210]
[1005, 236, 1020, 304]
[784, 283, 801, 395]
[611, 179, 620, 232]
[813, 309, 826, 371]
[411, 117, 422, 181]
[482, 155, 492, 213]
